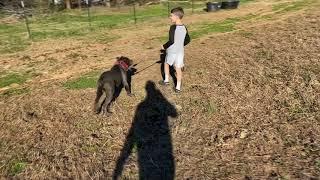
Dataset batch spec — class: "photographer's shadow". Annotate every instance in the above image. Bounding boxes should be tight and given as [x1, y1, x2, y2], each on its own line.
[113, 80, 178, 180]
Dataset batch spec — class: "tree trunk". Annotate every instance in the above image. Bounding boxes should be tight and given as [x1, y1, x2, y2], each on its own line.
[65, 0, 71, 9]
[78, 0, 81, 9]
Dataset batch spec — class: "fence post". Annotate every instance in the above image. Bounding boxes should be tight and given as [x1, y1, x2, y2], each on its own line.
[21, 0, 31, 39]
[133, 3, 137, 24]
[191, 0, 194, 14]
[167, 0, 170, 17]
[117, 0, 120, 9]
[86, 0, 92, 30]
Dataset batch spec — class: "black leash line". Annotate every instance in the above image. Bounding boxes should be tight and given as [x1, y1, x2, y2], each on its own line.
[133, 60, 162, 75]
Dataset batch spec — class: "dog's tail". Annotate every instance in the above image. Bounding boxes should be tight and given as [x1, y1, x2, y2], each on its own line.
[94, 82, 105, 114]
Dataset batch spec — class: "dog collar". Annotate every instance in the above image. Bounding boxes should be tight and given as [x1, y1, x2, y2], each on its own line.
[116, 60, 129, 71]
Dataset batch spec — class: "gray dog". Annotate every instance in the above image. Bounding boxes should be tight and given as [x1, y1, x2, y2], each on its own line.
[94, 56, 135, 115]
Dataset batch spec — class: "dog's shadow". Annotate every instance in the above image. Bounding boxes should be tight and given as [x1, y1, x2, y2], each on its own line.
[158, 50, 177, 86]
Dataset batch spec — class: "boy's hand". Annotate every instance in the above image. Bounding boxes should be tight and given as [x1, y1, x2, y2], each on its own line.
[161, 45, 164, 50]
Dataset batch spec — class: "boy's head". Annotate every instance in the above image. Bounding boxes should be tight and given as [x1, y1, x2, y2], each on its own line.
[170, 7, 184, 23]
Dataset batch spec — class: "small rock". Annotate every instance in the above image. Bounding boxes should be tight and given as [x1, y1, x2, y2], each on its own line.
[175, 104, 182, 111]
[3, 65, 11, 69]
[0, 87, 10, 91]
[240, 129, 248, 139]
[9, 83, 20, 88]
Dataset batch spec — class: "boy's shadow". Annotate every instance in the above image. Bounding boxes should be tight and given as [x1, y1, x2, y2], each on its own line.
[112, 80, 178, 180]
[159, 50, 177, 86]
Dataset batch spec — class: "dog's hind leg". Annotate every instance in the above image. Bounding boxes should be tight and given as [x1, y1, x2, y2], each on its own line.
[101, 84, 114, 116]
[94, 83, 106, 114]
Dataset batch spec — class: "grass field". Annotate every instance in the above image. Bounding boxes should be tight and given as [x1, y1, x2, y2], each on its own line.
[0, 0, 258, 54]
[0, 0, 320, 179]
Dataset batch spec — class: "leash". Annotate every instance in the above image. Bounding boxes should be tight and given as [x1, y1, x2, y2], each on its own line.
[133, 60, 162, 75]
[131, 50, 166, 75]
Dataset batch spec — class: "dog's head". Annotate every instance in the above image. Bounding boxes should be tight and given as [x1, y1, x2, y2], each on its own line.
[116, 56, 134, 71]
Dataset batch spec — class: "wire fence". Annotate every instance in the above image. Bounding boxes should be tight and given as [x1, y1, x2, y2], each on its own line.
[0, 0, 208, 39]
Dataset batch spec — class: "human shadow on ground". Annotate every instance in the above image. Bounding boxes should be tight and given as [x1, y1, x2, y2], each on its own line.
[112, 80, 178, 180]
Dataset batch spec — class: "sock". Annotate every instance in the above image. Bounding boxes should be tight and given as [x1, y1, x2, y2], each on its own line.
[164, 75, 169, 82]
[176, 81, 181, 90]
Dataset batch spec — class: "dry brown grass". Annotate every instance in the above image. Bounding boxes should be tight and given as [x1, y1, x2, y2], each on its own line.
[1, 0, 320, 179]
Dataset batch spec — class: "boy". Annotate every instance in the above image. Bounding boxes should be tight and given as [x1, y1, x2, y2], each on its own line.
[160, 7, 190, 93]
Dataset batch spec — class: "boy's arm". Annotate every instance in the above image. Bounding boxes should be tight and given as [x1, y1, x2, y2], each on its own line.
[184, 27, 191, 46]
[163, 25, 176, 49]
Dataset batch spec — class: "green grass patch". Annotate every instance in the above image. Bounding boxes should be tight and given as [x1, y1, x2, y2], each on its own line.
[156, 35, 169, 43]
[0, 87, 30, 97]
[0, 23, 26, 34]
[0, 1, 258, 53]
[63, 71, 100, 89]
[190, 18, 238, 39]
[0, 23, 31, 53]
[272, 2, 292, 11]
[136, 4, 168, 20]
[0, 4, 169, 53]
[273, 1, 311, 13]
[240, 0, 256, 3]
[257, 14, 274, 20]
[316, 160, 320, 170]
[31, 28, 88, 40]
[206, 100, 217, 114]
[165, 1, 205, 10]
[0, 73, 29, 88]
[0, 2, 222, 54]
[9, 161, 27, 176]
[82, 144, 99, 153]
[0, 36, 31, 54]
[189, 13, 259, 39]
[281, 1, 307, 12]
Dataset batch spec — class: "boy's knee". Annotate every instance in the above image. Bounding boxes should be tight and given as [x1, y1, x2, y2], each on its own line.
[175, 67, 182, 72]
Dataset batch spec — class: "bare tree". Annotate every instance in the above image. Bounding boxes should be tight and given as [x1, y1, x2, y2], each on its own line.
[65, 0, 71, 9]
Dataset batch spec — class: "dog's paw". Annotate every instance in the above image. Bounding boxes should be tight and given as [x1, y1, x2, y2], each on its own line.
[102, 111, 112, 117]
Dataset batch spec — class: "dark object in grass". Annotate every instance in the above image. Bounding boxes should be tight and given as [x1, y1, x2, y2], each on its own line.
[205, 2, 221, 12]
[221, 0, 240, 9]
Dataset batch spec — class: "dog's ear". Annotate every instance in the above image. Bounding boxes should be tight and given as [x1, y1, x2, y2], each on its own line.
[123, 57, 132, 66]
[128, 59, 133, 66]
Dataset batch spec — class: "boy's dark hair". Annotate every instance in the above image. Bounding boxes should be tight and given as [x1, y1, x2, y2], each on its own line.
[171, 7, 184, 19]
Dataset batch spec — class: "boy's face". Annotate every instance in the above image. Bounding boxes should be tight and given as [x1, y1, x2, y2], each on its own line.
[169, 13, 179, 23]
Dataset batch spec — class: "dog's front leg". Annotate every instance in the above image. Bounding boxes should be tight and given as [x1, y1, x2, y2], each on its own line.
[120, 68, 132, 96]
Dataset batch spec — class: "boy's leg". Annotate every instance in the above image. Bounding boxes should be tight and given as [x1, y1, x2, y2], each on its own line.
[175, 67, 182, 91]
[164, 63, 170, 83]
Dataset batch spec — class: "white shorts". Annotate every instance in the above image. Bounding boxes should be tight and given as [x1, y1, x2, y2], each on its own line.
[165, 53, 184, 68]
